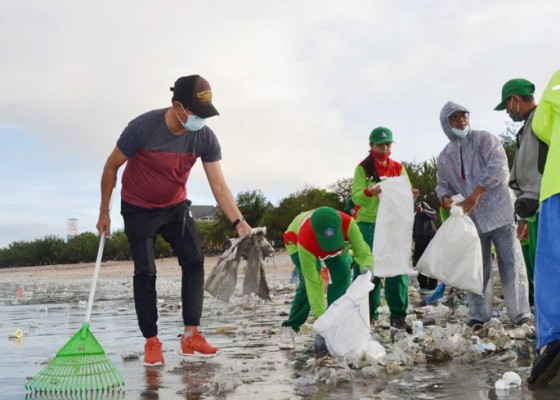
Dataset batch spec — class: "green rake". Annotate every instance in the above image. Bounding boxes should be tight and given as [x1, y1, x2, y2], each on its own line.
[25, 232, 125, 393]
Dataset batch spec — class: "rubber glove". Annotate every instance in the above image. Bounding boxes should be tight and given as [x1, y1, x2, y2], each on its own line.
[311, 334, 328, 353]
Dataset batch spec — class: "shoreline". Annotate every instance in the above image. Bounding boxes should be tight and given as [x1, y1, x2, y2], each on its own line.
[0, 250, 294, 282]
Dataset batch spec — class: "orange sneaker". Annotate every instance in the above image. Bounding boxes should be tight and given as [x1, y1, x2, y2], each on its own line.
[179, 328, 219, 358]
[144, 337, 164, 366]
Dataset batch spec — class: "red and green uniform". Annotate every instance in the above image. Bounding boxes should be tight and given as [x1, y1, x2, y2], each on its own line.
[281, 211, 321, 332]
[291, 211, 373, 320]
[352, 155, 410, 320]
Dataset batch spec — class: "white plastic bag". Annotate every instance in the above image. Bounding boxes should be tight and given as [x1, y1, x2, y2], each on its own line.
[372, 175, 416, 277]
[416, 198, 483, 295]
[314, 271, 384, 360]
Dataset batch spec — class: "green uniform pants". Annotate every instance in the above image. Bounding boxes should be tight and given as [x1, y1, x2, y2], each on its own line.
[282, 251, 352, 332]
[521, 216, 538, 307]
[356, 221, 408, 320]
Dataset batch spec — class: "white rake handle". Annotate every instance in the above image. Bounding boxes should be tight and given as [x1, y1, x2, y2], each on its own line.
[85, 232, 106, 324]
[85, 189, 114, 323]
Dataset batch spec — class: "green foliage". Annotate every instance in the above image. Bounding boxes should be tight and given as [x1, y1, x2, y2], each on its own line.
[60, 232, 101, 264]
[326, 178, 353, 210]
[204, 189, 272, 253]
[500, 121, 519, 170]
[195, 220, 230, 254]
[260, 185, 340, 247]
[403, 158, 439, 211]
[236, 189, 269, 227]
[2, 162, 458, 267]
[104, 230, 130, 261]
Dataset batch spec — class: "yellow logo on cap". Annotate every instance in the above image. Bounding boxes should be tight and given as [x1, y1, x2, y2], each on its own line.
[196, 90, 212, 103]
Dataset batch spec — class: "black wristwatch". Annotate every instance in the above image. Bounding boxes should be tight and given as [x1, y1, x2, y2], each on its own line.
[232, 216, 245, 228]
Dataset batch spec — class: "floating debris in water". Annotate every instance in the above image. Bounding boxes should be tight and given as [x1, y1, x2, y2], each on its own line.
[495, 371, 522, 389]
[9, 328, 23, 339]
[121, 349, 140, 361]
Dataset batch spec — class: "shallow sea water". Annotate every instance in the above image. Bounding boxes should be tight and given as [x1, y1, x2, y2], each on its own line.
[1, 259, 560, 400]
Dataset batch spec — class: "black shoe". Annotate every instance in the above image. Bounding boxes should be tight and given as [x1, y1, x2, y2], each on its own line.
[527, 340, 560, 386]
[467, 319, 485, 328]
[516, 316, 534, 326]
[390, 317, 412, 333]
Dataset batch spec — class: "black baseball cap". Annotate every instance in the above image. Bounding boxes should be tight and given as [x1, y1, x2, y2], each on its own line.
[170, 75, 219, 118]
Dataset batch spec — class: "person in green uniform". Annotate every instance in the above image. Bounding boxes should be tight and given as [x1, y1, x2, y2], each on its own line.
[351, 126, 417, 332]
[280, 207, 373, 352]
[278, 210, 321, 350]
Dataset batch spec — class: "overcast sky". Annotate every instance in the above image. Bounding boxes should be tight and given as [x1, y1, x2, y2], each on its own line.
[1, 1, 559, 248]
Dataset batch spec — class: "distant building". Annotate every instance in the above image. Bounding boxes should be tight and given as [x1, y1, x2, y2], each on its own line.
[67, 218, 78, 241]
[190, 205, 219, 221]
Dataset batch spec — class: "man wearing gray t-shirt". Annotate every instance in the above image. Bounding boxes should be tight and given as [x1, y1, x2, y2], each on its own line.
[96, 75, 252, 366]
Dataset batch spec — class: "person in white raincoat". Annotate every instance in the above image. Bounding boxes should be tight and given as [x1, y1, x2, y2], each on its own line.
[435, 101, 531, 328]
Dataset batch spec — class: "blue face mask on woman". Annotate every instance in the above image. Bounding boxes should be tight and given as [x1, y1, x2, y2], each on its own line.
[451, 126, 470, 138]
[177, 105, 206, 131]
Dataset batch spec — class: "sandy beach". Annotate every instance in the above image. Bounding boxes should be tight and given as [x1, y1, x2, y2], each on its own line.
[1, 250, 559, 400]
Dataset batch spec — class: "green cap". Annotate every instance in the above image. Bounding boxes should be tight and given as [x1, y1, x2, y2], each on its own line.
[310, 207, 344, 252]
[494, 78, 535, 111]
[369, 126, 394, 144]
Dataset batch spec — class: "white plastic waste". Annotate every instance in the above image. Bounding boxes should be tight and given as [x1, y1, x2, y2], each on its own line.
[494, 371, 522, 389]
[314, 271, 385, 360]
[508, 324, 533, 339]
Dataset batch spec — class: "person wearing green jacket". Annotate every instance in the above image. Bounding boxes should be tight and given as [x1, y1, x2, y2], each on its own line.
[527, 70, 560, 386]
[283, 206, 373, 353]
[278, 210, 322, 350]
[352, 126, 415, 332]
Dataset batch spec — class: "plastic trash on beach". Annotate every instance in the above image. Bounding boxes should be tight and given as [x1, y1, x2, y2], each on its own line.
[508, 324, 533, 339]
[213, 373, 240, 394]
[121, 349, 140, 361]
[314, 271, 379, 360]
[494, 371, 522, 389]
[345, 339, 387, 366]
[9, 328, 23, 339]
[423, 304, 451, 319]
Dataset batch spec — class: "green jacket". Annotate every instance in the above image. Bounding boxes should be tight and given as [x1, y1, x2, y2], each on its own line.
[297, 213, 373, 318]
[283, 210, 313, 255]
[352, 157, 410, 223]
[532, 69, 560, 202]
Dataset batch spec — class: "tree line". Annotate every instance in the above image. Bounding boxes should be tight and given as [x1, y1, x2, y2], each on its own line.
[0, 127, 517, 269]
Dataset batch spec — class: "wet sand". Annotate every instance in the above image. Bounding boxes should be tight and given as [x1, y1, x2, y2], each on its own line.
[1, 251, 559, 400]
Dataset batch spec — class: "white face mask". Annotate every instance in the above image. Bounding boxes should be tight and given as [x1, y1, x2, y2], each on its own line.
[177, 104, 206, 131]
[451, 126, 470, 138]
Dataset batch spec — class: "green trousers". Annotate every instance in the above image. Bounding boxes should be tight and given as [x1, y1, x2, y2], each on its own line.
[282, 251, 352, 332]
[521, 216, 538, 307]
[356, 221, 408, 320]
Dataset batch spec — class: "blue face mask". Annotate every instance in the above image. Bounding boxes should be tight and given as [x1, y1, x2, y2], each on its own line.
[451, 126, 470, 138]
[177, 105, 206, 131]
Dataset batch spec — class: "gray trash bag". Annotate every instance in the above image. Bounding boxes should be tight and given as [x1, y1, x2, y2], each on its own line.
[241, 228, 274, 300]
[205, 227, 274, 303]
[204, 238, 242, 303]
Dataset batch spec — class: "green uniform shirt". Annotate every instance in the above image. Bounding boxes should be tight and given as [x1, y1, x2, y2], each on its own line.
[532, 69, 560, 202]
[298, 217, 373, 318]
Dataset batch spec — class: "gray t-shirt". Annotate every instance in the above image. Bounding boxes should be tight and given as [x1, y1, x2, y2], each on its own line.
[117, 108, 221, 208]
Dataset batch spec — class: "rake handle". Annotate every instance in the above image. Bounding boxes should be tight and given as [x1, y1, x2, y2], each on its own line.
[85, 232, 106, 324]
